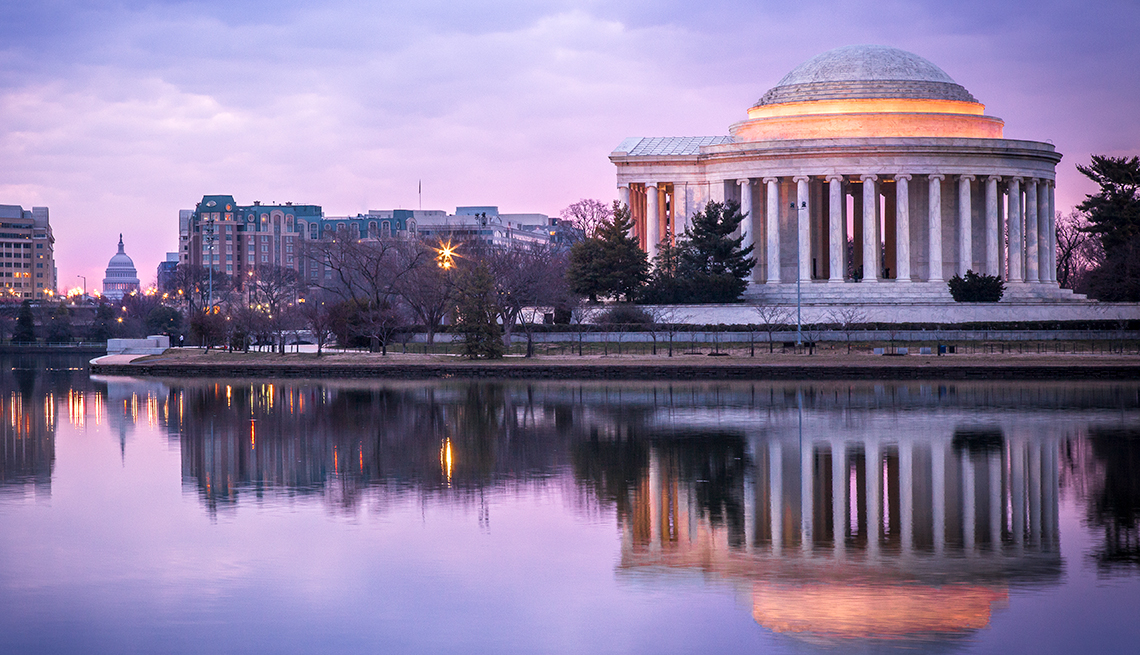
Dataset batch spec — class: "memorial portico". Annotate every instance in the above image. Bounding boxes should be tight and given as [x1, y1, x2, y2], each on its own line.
[611, 45, 1081, 305]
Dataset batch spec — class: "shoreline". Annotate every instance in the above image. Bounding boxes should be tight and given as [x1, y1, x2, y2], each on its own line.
[89, 349, 1140, 381]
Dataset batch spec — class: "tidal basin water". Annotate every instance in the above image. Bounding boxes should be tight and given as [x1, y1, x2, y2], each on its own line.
[1, 355, 1138, 654]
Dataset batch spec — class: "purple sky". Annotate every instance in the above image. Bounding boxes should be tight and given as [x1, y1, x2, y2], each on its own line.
[2, 0, 1138, 291]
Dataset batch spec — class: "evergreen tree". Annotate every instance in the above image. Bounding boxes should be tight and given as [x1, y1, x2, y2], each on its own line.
[1078, 155, 1140, 253]
[1077, 155, 1140, 300]
[46, 302, 73, 343]
[12, 300, 35, 344]
[643, 201, 755, 303]
[567, 201, 648, 302]
[455, 262, 504, 359]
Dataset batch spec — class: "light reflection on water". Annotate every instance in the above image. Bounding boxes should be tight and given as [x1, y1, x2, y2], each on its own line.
[0, 355, 1138, 654]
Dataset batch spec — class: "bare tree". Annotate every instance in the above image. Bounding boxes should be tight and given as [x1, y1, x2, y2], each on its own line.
[304, 236, 426, 310]
[827, 306, 868, 354]
[645, 306, 692, 357]
[754, 305, 794, 353]
[560, 199, 612, 240]
[249, 265, 302, 354]
[394, 241, 457, 344]
[299, 289, 337, 355]
[1055, 211, 1105, 290]
[478, 243, 571, 357]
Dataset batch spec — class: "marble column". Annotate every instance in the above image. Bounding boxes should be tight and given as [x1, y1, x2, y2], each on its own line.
[1008, 178, 1023, 281]
[674, 184, 688, 234]
[928, 175, 944, 282]
[896, 175, 911, 282]
[1038, 181, 1051, 283]
[958, 175, 974, 275]
[1026, 179, 1039, 282]
[828, 176, 845, 281]
[986, 176, 1001, 277]
[795, 176, 811, 282]
[861, 175, 879, 281]
[738, 179, 753, 262]
[764, 178, 780, 284]
[1047, 182, 1057, 283]
[645, 183, 660, 261]
[619, 184, 631, 210]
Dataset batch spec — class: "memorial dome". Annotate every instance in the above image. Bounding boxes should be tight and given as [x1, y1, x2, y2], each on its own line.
[730, 45, 1002, 141]
[756, 45, 977, 106]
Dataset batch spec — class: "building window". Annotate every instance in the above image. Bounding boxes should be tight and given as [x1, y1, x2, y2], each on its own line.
[261, 255, 268, 263]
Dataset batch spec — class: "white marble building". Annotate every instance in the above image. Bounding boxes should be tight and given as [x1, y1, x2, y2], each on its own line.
[611, 45, 1084, 308]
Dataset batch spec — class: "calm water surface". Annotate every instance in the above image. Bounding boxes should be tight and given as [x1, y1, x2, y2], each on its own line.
[1, 354, 1138, 654]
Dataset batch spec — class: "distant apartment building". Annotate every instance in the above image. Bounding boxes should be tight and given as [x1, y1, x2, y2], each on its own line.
[0, 204, 56, 300]
[181, 197, 569, 288]
[184, 196, 321, 281]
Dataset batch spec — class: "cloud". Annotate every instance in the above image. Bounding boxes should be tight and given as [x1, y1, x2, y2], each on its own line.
[1, 0, 1138, 286]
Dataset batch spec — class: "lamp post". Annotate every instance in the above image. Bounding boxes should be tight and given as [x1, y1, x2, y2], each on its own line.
[76, 275, 86, 302]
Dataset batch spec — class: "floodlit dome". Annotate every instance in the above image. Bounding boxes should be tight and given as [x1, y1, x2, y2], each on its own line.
[756, 45, 977, 106]
[102, 234, 140, 300]
[730, 45, 1002, 141]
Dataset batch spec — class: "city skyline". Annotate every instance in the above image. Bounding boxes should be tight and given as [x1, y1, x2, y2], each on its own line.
[2, 0, 1138, 291]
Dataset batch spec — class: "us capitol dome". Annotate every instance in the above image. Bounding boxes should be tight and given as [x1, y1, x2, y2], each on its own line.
[102, 234, 140, 300]
[610, 45, 1080, 317]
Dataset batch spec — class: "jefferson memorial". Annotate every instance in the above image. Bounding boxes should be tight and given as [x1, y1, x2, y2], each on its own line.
[611, 45, 1083, 312]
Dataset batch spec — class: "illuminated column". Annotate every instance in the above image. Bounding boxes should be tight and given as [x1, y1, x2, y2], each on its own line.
[674, 184, 688, 234]
[801, 437, 813, 552]
[932, 441, 946, 556]
[986, 176, 1001, 277]
[900, 439, 914, 555]
[770, 440, 783, 555]
[795, 177, 811, 282]
[1025, 179, 1039, 282]
[832, 440, 846, 557]
[958, 175, 974, 275]
[765, 178, 780, 283]
[619, 184, 631, 210]
[1047, 182, 1057, 282]
[645, 183, 660, 261]
[928, 175, 944, 281]
[1038, 182, 1051, 283]
[738, 179, 754, 269]
[896, 174, 912, 282]
[828, 176, 845, 281]
[861, 175, 879, 281]
[1008, 178, 1024, 281]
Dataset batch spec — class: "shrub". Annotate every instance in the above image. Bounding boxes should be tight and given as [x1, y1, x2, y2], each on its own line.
[948, 270, 1005, 302]
[596, 304, 653, 326]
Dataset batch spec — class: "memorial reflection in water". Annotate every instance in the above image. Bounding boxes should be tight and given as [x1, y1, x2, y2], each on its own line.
[11, 367, 1138, 650]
